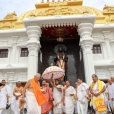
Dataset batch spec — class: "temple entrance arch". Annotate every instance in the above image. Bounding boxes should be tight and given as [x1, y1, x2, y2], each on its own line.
[24, 15, 96, 85]
[38, 24, 85, 86]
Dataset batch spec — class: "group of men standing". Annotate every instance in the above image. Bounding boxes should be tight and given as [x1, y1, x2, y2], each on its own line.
[0, 73, 114, 114]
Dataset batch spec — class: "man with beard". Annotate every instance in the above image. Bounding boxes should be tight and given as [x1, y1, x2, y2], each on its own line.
[11, 81, 23, 114]
[41, 80, 53, 114]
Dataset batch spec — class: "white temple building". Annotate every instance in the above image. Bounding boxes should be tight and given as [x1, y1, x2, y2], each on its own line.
[0, 0, 114, 90]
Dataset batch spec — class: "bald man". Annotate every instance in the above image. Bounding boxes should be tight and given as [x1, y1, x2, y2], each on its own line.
[21, 73, 47, 114]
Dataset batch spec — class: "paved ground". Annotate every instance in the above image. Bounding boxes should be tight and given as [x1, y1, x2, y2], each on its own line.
[2, 108, 113, 114]
[2, 108, 25, 114]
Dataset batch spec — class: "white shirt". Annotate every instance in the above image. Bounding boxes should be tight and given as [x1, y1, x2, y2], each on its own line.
[107, 83, 113, 99]
[77, 83, 89, 100]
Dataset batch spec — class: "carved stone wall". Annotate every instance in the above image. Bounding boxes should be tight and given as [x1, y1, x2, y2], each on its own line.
[95, 67, 114, 80]
[0, 69, 27, 82]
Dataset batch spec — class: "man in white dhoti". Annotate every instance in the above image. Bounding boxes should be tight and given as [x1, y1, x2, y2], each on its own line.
[21, 73, 47, 114]
[50, 78, 63, 114]
[0, 80, 9, 114]
[11, 81, 23, 114]
[107, 79, 114, 113]
[63, 80, 75, 114]
[90, 74, 106, 114]
[111, 77, 114, 113]
[76, 78, 89, 114]
[74, 82, 78, 114]
[62, 81, 66, 114]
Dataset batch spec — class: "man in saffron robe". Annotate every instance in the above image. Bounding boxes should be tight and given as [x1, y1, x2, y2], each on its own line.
[21, 73, 48, 114]
[41, 80, 53, 114]
[90, 74, 106, 114]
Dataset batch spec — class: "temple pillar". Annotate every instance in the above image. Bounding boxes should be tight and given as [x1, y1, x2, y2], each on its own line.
[102, 31, 113, 59]
[10, 36, 18, 63]
[26, 26, 41, 80]
[78, 23, 95, 85]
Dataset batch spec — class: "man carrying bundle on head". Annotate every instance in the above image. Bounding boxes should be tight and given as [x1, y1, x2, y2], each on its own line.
[50, 76, 63, 114]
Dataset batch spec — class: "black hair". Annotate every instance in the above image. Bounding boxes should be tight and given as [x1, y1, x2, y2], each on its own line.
[0, 83, 2, 86]
[92, 74, 98, 78]
[66, 80, 70, 83]
[77, 77, 83, 81]
[62, 81, 65, 83]
[2, 80, 5, 82]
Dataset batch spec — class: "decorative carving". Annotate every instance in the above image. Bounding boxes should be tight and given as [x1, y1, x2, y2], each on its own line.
[0, 70, 27, 82]
[7, 72, 15, 81]
[17, 37, 28, 44]
[4, 11, 17, 20]
[17, 6, 103, 22]
[1, 2, 114, 30]
[103, 5, 114, 23]
[18, 71, 27, 81]
[103, 5, 114, 14]
[95, 67, 114, 79]
[51, 28, 68, 38]
[49, 2, 67, 7]
[0, 38, 8, 46]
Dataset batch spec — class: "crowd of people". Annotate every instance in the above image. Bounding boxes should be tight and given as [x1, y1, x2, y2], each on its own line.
[0, 74, 114, 114]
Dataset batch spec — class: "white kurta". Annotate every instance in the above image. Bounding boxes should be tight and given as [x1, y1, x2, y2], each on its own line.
[107, 84, 114, 110]
[0, 86, 8, 114]
[53, 85, 63, 114]
[64, 86, 75, 114]
[77, 83, 89, 114]
[92, 81, 106, 114]
[26, 91, 41, 114]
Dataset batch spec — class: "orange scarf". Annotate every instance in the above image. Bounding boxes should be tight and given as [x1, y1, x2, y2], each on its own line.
[32, 78, 48, 106]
